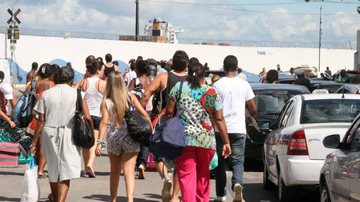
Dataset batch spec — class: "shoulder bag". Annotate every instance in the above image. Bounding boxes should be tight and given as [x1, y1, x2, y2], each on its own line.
[149, 81, 186, 160]
[125, 96, 152, 146]
[73, 89, 94, 149]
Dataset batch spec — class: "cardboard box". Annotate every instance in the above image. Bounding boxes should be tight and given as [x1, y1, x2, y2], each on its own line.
[0, 142, 19, 167]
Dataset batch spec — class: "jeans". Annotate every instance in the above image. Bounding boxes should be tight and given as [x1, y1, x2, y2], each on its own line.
[136, 145, 149, 167]
[215, 133, 246, 197]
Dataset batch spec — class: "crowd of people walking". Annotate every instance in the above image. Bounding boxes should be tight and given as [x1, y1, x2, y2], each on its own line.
[0, 50, 258, 202]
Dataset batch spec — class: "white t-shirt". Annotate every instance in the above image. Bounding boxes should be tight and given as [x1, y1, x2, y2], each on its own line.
[0, 83, 13, 100]
[213, 77, 255, 134]
[125, 71, 137, 87]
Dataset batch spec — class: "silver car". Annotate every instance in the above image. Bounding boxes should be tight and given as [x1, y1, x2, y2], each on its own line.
[263, 94, 360, 202]
[320, 114, 360, 202]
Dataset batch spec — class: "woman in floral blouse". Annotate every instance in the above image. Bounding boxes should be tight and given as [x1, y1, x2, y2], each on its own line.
[166, 62, 231, 202]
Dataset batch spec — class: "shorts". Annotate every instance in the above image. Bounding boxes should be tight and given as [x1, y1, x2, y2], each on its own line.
[106, 123, 140, 155]
[91, 116, 101, 130]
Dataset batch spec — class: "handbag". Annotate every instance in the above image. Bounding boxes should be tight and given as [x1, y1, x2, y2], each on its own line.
[72, 89, 94, 149]
[149, 81, 186, 160]
[125, 96, 152, 146]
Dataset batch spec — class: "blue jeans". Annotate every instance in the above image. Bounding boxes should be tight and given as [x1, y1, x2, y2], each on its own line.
[136, 145, 149, 167]
[215, 133, 246, 197]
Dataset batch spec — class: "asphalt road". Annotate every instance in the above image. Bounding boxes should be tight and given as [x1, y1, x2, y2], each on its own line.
[0, 155, 320, 202]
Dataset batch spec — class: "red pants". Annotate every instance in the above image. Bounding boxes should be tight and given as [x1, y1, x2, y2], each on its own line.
[176, 146, 215, 202]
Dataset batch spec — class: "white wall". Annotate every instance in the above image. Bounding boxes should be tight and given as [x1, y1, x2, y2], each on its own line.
[0, 34, 356, 74]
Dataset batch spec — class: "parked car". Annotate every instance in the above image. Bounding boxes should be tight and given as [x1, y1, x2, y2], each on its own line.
[245, 83, 310, 165]
[335, 84, 360, 94]
[310, 79, 344, 93]
[320, 114, 360, 202]
[277, 77, 343, 93]
[262, 94, 360, 202]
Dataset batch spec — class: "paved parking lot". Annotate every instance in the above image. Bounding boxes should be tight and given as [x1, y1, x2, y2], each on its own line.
[0, 155, 322, 202]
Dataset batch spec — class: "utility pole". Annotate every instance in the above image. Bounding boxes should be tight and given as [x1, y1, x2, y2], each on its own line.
[135, 0, 139, 41]
[318, 6, 322, 74]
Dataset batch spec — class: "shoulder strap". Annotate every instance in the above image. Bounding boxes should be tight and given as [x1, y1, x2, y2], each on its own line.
[76, 89, 83, 112]
[80, 79, 88, 91]
[177, 81, 184, 102]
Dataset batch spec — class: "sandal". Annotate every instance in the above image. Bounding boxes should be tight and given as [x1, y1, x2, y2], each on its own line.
[84, 167, 96, 178]
[48, 193, 53, 202]
[38, 173, 48, 179]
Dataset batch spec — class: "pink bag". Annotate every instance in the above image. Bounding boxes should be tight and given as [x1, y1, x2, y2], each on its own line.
[146, 153, 157, 171]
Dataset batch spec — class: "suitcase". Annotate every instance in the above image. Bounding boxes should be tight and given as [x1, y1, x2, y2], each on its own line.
[146, 153, 157, 171]
[0, 142, 20, 167]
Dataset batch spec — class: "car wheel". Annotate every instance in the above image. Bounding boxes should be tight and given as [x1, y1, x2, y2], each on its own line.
[320, 181, 331, 202]
[263, 163, 274, 190]
[278, 172, 295, 202]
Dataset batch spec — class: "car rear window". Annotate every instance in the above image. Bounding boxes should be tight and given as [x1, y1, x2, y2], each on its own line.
[301, 99, 360, 124]
[254, 90, 301, 115]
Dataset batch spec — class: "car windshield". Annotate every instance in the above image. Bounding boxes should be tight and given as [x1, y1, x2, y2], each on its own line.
[301, 99, 360, 124]
[255, 91, 299, 115]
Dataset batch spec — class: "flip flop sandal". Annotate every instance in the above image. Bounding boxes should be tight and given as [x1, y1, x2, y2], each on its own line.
[48, 193, 53, 202]
[85, 170, 96, 178]
[38, 173, 48, 179]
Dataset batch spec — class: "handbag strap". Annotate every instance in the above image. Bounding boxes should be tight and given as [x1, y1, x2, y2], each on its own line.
[76, 89, 83, 112]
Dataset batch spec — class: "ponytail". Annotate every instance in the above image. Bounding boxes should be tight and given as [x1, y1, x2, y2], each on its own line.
[187, 62, 205, 89]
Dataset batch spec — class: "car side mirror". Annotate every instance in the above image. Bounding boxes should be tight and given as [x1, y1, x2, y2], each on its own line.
[323, 134, 340, 149]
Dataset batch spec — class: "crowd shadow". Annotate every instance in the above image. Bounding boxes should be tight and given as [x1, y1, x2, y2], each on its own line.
[83, 193, 161, 202]
[0, 196, 18, 201]
[0, 171, 24, 176]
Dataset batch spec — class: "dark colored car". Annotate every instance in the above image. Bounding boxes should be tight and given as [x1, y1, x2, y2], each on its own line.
[335, 84, 360, 94]
[310, 79, 344, 93]
[245, 83, 310, 165]
[277, 77, 343, 93]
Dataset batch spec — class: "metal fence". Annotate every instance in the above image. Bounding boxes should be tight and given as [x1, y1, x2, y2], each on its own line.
[0, 26, 355, 50]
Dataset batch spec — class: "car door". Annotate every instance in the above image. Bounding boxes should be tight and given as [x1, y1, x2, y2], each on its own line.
[331, 118, 360, 202]
[347, 124, 360, 202]
[266, 101, 293, 179]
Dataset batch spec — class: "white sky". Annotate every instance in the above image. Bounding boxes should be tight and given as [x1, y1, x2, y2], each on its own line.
[0, 0, 359, 46]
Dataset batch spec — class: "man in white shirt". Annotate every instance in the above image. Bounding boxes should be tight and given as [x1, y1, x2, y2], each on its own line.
[213, 55, 257, 202]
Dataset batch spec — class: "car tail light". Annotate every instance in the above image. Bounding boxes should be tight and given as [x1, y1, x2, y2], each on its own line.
[287, 130, 309, 155]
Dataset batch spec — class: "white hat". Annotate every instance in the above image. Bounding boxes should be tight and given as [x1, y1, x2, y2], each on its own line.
[0, 83, 14, 100]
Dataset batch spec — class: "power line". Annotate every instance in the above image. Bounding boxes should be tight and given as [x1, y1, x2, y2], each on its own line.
[140, 0, 360, 16]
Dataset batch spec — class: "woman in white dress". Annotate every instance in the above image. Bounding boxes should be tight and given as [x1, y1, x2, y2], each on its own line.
[95, 72, 151, 202]
[30, 66, 94, 202]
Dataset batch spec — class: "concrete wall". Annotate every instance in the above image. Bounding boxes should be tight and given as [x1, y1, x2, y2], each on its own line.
[0, 34, 356, 75]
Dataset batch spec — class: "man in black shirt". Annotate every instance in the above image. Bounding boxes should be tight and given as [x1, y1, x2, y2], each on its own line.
[294, 69, 311, 90]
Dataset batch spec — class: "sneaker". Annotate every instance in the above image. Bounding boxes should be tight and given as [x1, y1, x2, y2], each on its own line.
[215, 196, 227, 201]
[233, 184, 245, 202]
[161, 179, 172, 202]
[138, 164, 145, 179]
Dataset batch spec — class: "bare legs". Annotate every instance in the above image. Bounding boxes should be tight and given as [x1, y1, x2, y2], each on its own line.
[49, 180, 70, 202]
[82, 130, 99, 176]
[109, 152, 138, 202]
[35, 140, 46, 177]
[156, 161, 180, 202]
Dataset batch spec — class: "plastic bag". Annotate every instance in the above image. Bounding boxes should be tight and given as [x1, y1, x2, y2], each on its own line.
[20, 155, 40, 202]
[209, 152, 218, 170]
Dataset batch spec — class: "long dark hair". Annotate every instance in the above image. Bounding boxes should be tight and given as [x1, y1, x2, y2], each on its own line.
[187, 62, 205, 89]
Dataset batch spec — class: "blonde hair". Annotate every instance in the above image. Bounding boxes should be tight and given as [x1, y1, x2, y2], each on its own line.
[104, 72, 129, 126]
[211, 74, 220, 85]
